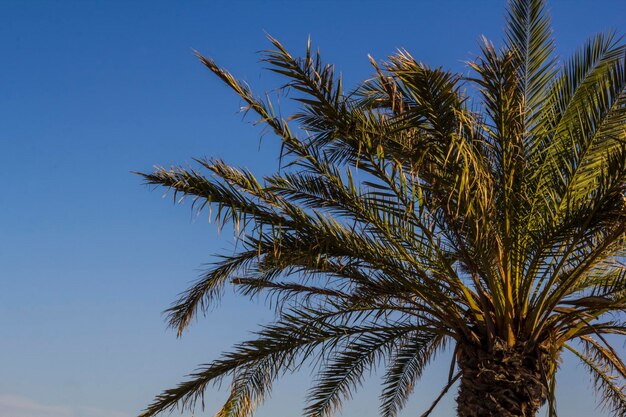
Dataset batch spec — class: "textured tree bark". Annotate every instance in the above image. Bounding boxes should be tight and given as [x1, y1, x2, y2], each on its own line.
[456, 342, 550, 417]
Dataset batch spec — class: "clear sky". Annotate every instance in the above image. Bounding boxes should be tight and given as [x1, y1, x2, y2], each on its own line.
[1, 1, 625, 417]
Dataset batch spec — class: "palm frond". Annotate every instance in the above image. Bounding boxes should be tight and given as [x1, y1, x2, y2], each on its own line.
[379, 333, 446, 417]
[140, 308, 420, 417]
[505, 0, 557, 131]
[304, 329, 415, 417]
[565, 343, 626, 417]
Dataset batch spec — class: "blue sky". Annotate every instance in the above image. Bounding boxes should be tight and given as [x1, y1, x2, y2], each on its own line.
[1, 1, 625, 416]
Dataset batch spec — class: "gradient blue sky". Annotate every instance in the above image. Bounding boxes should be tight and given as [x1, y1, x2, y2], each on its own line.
[1, 1, 625, 416]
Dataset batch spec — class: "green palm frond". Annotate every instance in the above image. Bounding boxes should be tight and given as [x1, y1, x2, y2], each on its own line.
[505, 0, 556, 130]
[140, 307, 424, 417]
[379, 333, 446, 417]
[304, 328, 413, 417]
[566, 343, 626, 417]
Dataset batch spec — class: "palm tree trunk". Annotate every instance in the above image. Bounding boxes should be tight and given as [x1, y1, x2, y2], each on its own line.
[456, 342, 549, 417]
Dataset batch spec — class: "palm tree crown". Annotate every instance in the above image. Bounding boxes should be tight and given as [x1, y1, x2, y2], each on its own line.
[138, 0, 626, 416]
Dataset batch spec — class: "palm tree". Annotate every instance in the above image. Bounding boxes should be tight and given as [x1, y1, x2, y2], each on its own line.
[137, 0, 626, 416]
